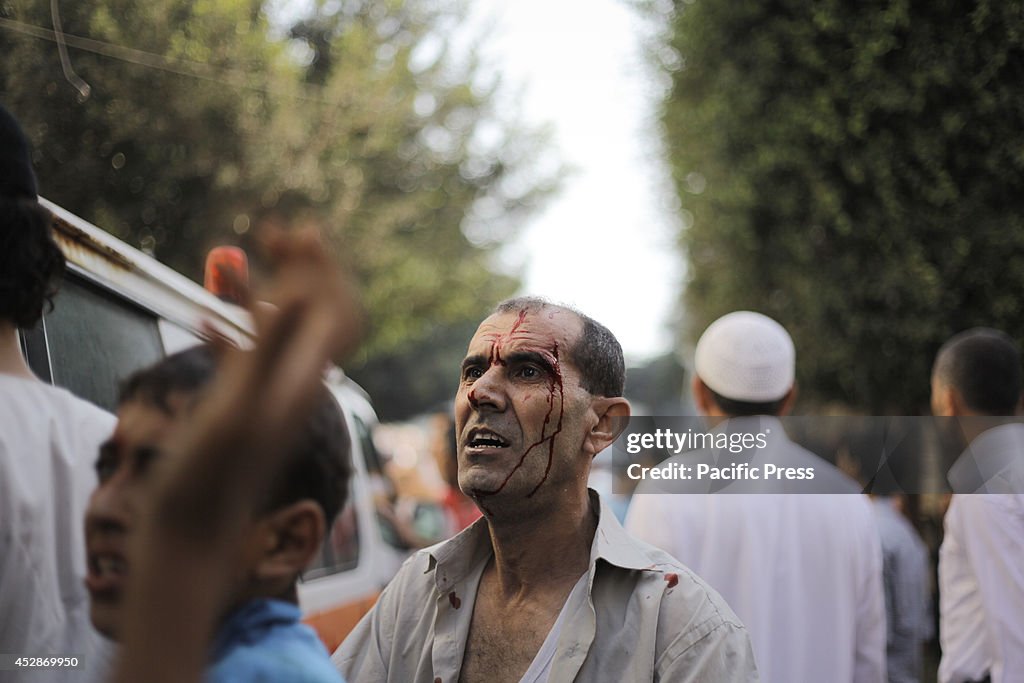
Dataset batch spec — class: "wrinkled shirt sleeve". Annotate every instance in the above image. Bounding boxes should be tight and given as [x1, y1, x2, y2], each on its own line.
[657, 620, 759, 682]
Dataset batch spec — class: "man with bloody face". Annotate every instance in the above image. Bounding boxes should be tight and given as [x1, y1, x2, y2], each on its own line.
[335, 298, 757, 682]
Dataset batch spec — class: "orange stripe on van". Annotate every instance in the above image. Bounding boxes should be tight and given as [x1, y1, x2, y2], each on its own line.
[304, 591, 381, 652]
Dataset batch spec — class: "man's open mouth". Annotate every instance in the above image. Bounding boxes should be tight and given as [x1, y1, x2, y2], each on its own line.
[467, 428, 510, 449]
[85, 550, 129, 597]
[90, 554, 128, 578]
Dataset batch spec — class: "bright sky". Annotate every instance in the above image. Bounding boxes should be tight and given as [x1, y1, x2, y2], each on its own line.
[469, 0, 682, 362]
[269, 0, 682, 361]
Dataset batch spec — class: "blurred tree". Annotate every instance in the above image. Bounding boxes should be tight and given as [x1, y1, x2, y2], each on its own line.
[255, 0, 555, 356]
[656, 0, 1024, 413]
[0, 0, 554, 368]
[0, 0, 274, 274]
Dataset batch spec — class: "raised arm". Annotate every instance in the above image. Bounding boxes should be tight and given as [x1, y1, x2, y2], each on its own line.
[112, 229, 360, 683]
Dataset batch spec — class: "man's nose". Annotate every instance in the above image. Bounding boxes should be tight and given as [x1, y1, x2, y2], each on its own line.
[84, 480, 132, 538]
[468, 366, 507, 412]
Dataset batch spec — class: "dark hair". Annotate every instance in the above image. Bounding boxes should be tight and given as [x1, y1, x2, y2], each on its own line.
[933, 328, 1022, 416]
[119, 344, 218, 413]
[0, 197, 65, 327]
[119, 345, 352, 525]
[707, 386, 788, 417]
[493, 296, 625, 397]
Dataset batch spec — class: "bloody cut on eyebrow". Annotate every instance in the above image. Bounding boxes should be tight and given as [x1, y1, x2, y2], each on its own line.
[461, 349, 558, 376]
[503, 350, 557, 374]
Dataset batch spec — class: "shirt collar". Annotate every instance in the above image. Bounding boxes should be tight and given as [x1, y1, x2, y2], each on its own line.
[425, 488, 655, 593]
[426, 514, 493, 593]
[209, 598, 301, 662]
[588, 489, 657, 571]
[949, 422, 1024, 493]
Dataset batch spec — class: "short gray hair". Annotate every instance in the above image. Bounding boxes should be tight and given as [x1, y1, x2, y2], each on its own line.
[492, 297, 625, 398]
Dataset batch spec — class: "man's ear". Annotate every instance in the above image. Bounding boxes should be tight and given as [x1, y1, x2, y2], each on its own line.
[947, 388, 970, 416]
[584, 397, 631, 457]
[252, 500, 325, 583]
[693, 377, 718, 416]
[931, 380, 960, 417]
[778, 385, 798, 416]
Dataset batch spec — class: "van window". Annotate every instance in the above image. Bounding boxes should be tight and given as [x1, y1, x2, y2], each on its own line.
[158, 319, 202, 355]
[353, 414, 385, 475]
[351, 414, 409, 551]
[19, 321, 51, 383]
[42, 274, 164, 411]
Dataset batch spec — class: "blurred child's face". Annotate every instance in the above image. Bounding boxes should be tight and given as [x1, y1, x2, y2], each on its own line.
[86, 393, 321, 638]
[84, 398, 182, 638]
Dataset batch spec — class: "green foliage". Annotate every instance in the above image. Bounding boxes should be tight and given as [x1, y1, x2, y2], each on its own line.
[348, 318, 478, 421]
[660, 0, 1024, 412]
[1, 0, 551, 367]
[2, 0, 271, 272]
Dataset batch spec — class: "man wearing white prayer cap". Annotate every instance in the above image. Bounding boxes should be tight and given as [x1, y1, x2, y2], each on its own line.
[626, 311, 887, 683]
[693, 311, 797, 415]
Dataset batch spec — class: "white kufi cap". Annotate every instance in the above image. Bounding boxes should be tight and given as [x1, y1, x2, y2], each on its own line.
[694, 311, 795, 402]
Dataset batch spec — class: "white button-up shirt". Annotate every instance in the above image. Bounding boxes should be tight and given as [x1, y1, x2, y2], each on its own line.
[334, 491, 758, 682]
[939, 424, 1024, 683]
[626, 418, 886, 683]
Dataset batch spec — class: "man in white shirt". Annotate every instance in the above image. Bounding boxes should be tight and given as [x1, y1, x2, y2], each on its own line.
[931, 328, 1024, 683]
[626, 311, 886, 683]
[0, 105, 116, 678]
[871, 494, 933, 683]
[335, 297, 758, 682]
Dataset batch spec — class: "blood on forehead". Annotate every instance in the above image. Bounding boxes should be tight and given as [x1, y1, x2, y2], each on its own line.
[472, 307, 577, 369]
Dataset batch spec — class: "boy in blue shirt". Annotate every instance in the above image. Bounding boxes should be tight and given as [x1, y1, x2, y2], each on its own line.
[85, 344, 348, 682]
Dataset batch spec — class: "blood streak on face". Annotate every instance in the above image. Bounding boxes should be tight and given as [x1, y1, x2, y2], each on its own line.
[476, 342, 563, 499]
[458, 307, 579, 502]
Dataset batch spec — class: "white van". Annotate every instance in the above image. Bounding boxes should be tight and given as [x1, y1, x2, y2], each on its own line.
[22, 198, 404, 651]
